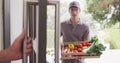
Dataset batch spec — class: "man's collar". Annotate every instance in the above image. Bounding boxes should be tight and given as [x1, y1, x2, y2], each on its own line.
[67, 18, 82, 25]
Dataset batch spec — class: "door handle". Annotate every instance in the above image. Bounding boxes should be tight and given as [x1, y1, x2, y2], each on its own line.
[28, 4, 36, 63]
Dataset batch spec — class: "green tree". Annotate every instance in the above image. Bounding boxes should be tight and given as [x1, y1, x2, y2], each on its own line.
[86, 0, 120, 28]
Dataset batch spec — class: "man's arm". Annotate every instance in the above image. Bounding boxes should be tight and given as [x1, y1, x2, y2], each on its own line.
[0, 47, 15, 63]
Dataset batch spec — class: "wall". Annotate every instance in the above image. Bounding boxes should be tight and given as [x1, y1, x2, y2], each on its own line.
[0, 0, 3, 50]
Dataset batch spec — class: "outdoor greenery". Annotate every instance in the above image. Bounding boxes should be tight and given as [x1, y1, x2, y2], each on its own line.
[86, 0, 120, 28]
[104, 28, 120, 49]
[86, 0, 120, 49]
[47, 30, 55, 48]
[87, 36, 106, 56]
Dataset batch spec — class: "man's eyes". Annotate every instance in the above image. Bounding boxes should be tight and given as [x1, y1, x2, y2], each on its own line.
[71, 9, 78, 11]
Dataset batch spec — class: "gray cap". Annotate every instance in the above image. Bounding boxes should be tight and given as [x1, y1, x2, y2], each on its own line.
[69, 1, 80, 8]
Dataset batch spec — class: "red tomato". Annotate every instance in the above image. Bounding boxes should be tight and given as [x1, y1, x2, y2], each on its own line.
[82, 42, 87, 46]
[73, 50, 78, 53]
[74, 47, 78, 50]
[77, 48, 82, 52]
[77, 43, 83, 48]
[86, 42, 91, 46]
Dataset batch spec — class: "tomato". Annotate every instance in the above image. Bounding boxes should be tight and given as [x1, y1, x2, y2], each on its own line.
[81, 42, 86, 46]
[77, 48, 82, 52]
[77, 43, 83, 48]
[86, 42, 91, 46]
[74, 47, 78, 50]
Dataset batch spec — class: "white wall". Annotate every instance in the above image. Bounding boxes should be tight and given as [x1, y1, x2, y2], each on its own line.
[0, 0, 3, 50]
[10, 0, 23, 63]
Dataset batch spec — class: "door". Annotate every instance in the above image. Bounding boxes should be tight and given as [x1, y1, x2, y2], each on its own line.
[23, 0, 60, 63]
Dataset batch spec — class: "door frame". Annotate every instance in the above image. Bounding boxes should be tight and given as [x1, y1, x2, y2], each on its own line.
[0, 0, 3, 50]
[3, 0, 11, 63]
[3, 0, 11, 50]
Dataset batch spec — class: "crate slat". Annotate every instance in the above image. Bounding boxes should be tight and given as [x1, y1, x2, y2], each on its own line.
[62, 56, 100, 59]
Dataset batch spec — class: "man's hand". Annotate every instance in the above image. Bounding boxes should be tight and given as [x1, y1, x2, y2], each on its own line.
[9, 30, 32, 60]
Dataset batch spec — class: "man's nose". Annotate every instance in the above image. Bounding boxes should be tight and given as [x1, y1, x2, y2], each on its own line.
[73, 11, 77, 14]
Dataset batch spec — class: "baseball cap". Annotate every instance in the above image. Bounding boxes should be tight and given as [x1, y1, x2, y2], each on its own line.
[69, 1, 80, 9]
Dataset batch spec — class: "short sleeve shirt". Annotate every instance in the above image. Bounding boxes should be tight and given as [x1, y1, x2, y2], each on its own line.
[61, 19, 90, 42]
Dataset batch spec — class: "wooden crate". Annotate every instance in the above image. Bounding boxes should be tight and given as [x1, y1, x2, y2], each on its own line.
[61, 52, 100, 59]
[61, 42, 100, 59]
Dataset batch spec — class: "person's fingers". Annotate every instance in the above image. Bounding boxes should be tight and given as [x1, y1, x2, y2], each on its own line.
[26, 49, 32, 55]
[27, 37, 32, 44]
[27, 43, 32, 49]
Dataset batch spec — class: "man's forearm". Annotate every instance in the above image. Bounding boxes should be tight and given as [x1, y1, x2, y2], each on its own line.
[0, 48, 13, 63]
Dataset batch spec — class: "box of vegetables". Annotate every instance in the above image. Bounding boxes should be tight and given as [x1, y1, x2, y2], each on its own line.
[61, 36, 106, 59]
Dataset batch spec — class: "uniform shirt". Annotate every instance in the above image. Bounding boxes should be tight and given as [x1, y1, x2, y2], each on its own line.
[61, 19, 89, 42]
[61, 19, 89, 63]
